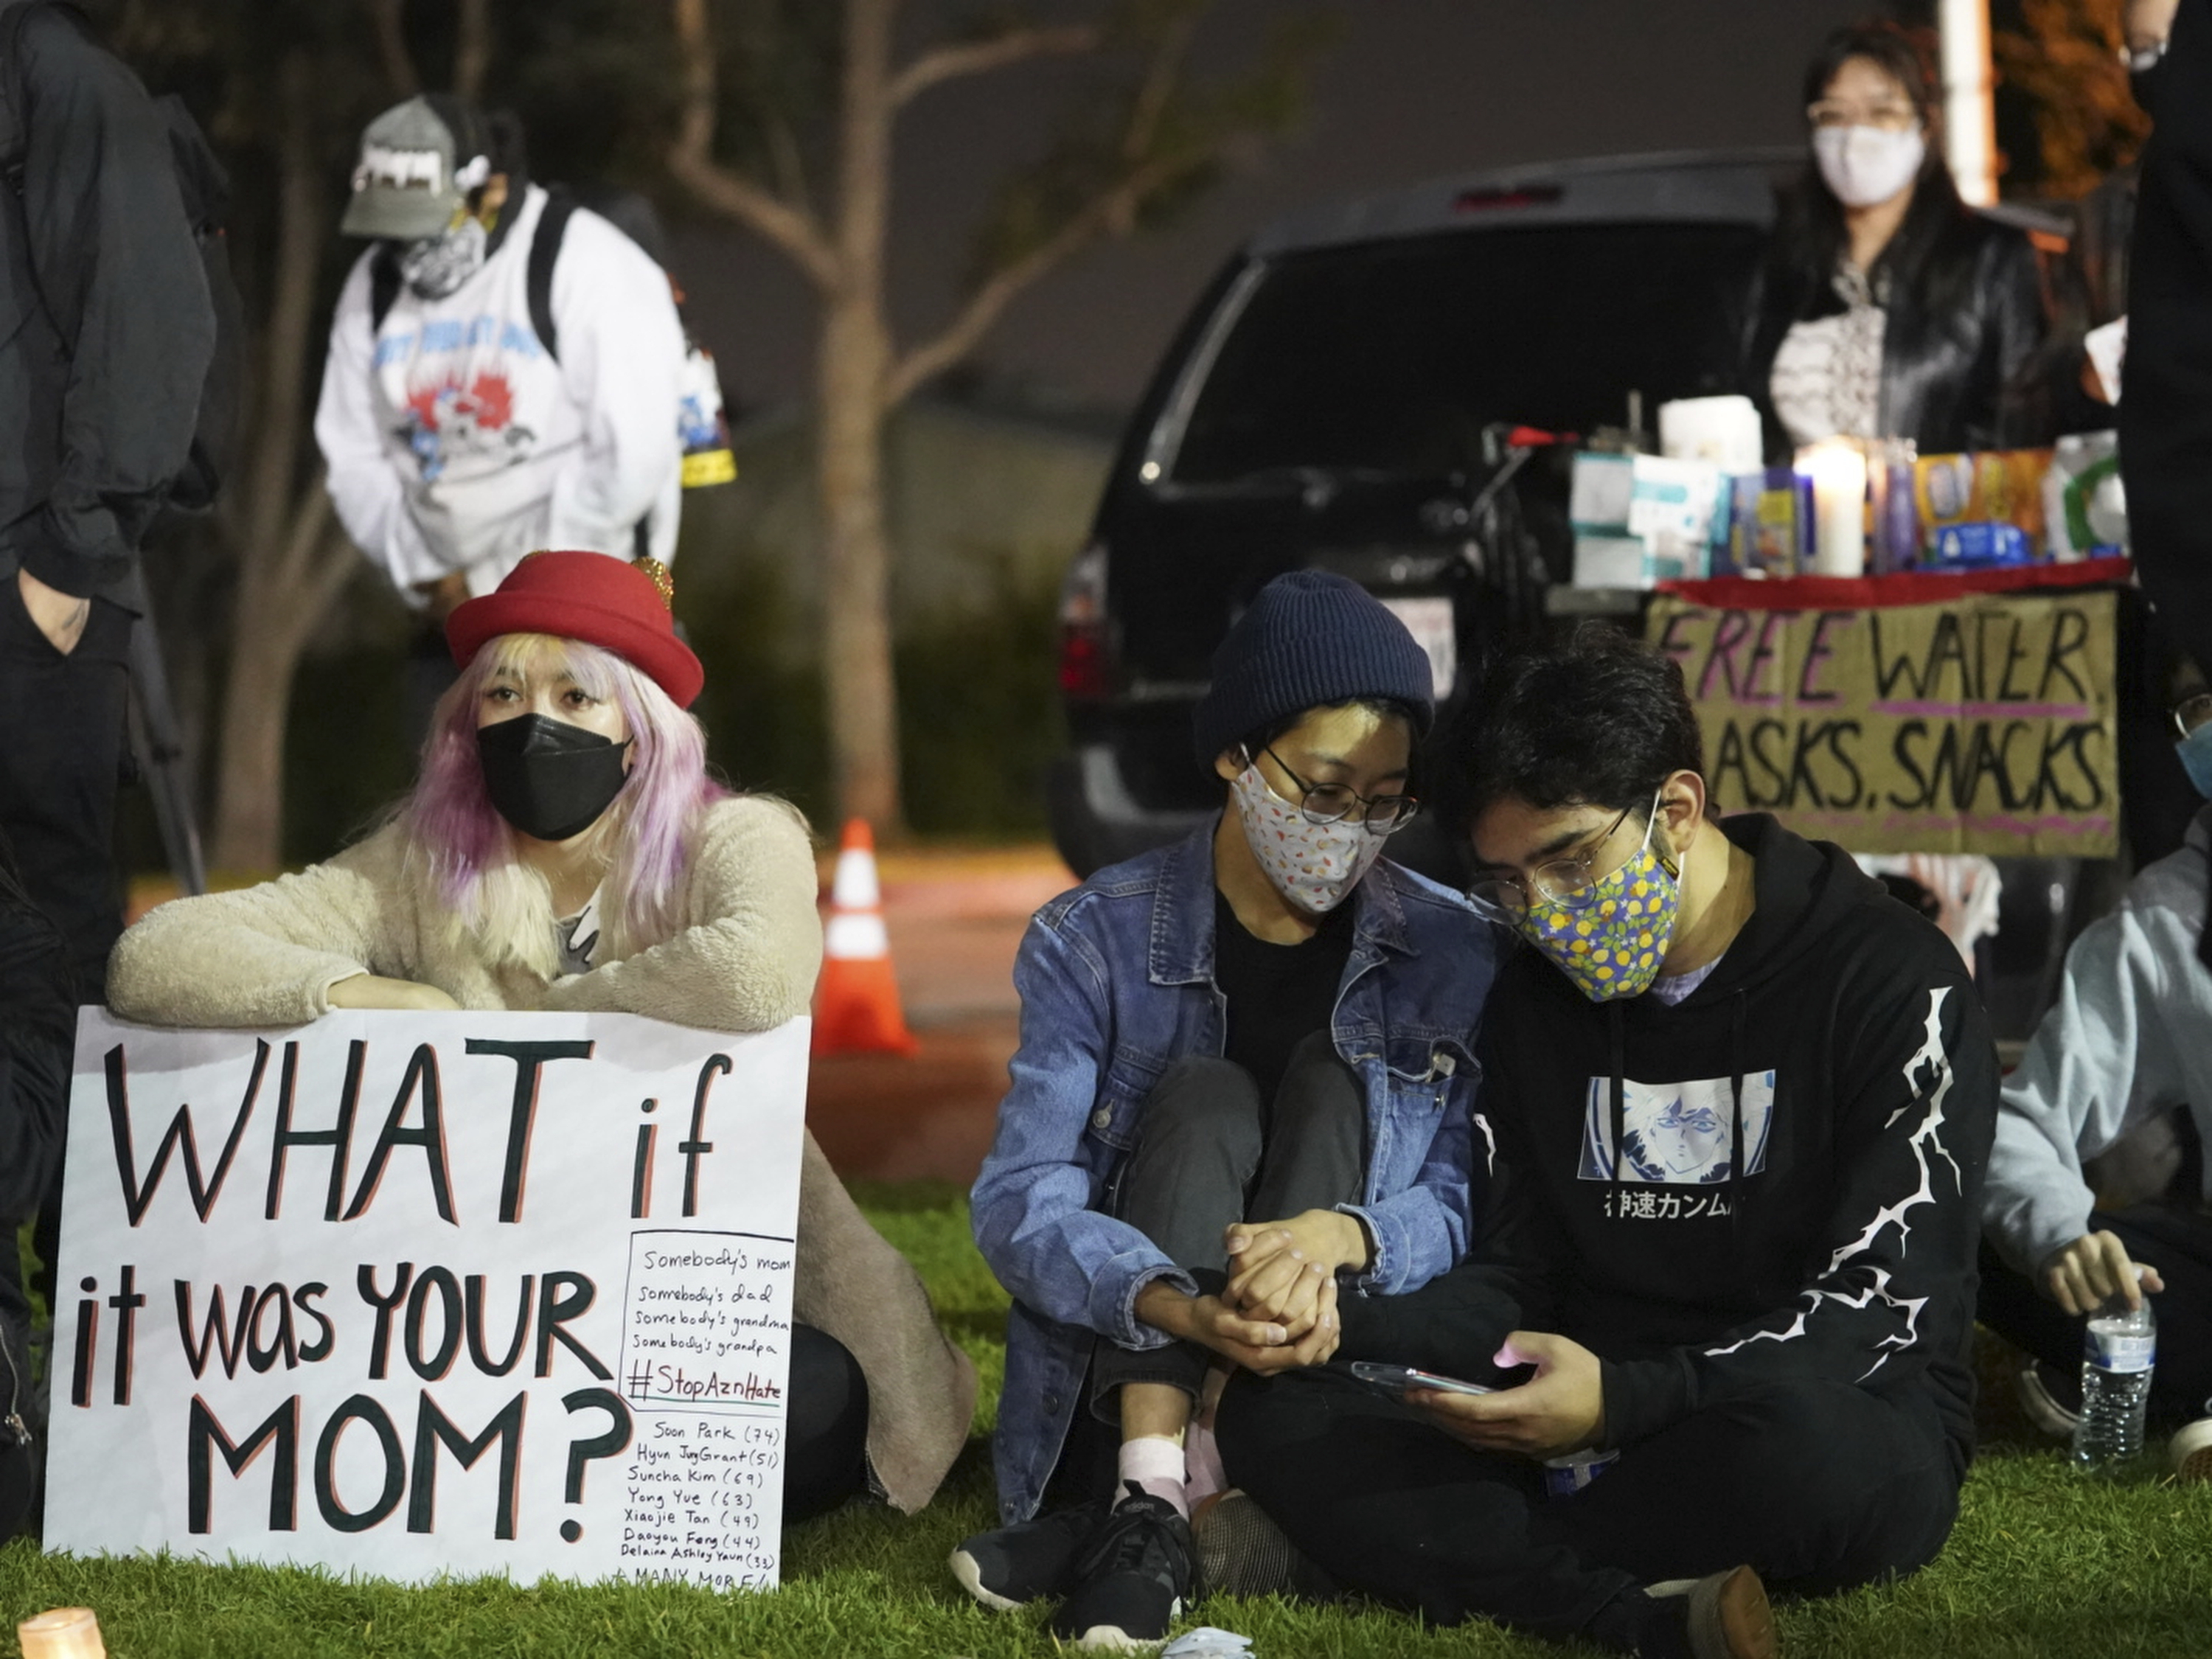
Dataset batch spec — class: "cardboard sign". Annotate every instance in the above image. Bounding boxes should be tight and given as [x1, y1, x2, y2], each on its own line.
[1648, 590, 2119, 856]
[46, 1009, 810, 1591]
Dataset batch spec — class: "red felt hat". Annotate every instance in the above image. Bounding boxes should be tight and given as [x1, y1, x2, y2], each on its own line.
[446, 552, 704, 708]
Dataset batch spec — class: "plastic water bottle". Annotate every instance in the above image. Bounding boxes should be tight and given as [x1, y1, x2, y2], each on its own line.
[2072, 1288, 2156, 1470]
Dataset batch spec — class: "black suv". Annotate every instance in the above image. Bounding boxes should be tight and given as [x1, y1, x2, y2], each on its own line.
[1048, 148, 1788, 880]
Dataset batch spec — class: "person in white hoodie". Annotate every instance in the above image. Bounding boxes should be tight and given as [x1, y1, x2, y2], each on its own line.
[1978, 687, 2212, 1478]
[314, 94, 685, 634]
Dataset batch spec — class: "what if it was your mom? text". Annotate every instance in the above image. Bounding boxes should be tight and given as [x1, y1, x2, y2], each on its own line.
[45, 1008, 810, 1592]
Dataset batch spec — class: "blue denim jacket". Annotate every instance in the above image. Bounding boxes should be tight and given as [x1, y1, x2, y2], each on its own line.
[971, 821, 1500, 1522]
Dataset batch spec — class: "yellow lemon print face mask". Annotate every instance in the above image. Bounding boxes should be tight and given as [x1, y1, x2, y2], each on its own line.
[1515, 796, 1682, 1001]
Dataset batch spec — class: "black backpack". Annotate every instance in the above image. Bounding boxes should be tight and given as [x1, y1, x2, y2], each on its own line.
[0, 0, 243, 511]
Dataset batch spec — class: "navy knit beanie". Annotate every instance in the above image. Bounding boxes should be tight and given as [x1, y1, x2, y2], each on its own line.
[1192, 571, 1436, 763]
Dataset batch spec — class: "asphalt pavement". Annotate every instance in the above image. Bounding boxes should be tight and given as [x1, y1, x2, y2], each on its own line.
[807, 846, 1073, 1187]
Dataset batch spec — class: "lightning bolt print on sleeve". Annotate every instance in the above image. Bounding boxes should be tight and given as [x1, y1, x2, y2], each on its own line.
[1599, 978, 1999, 1449]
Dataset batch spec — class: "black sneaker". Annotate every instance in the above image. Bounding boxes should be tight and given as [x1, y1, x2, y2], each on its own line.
[948, 1500, 1105, 1610]
[1048, 1481, 1196, 1650]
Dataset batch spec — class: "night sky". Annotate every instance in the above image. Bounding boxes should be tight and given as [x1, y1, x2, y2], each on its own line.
[669, 0, 1881, 417]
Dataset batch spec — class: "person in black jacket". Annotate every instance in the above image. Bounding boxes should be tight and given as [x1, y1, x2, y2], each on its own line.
[1740, 21, 2050, 457]
[2124, 0, 2212, 692]
[0, 832, 75, 1539]
[0, 0, 214, 998]
[1210, 628, 1999, 1659]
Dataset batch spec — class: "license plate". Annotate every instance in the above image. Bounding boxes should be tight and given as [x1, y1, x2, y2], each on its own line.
[1379, 595, 1457, 699]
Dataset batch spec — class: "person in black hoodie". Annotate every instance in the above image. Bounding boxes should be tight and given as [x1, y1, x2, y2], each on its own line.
[1211, 627, 1998, 1659]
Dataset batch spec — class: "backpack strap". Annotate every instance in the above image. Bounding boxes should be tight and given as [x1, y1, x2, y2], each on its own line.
[526, 187, 576, 364]
[368, 242, 400, 333]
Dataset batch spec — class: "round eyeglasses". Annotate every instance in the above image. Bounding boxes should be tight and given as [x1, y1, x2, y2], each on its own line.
[1806, 100, 1919, 133]
[1259, 745, 1420, 835]
[1467, 803, 1645, 920]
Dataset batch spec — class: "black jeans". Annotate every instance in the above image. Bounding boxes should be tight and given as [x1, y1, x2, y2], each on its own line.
[1054, 1031, 1366, 1503]
[0, 574, 133, 1001]
[1978, 1206, 2212, 1425]
[1216, 1366, 1960, 1650]
[784, 1322, 870, 1523]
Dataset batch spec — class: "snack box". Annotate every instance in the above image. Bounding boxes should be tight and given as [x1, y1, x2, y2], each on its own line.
[1719, 468, 1809, 577]
[1927, 521, 2032, 570]
[1912, 449, 2052, 558]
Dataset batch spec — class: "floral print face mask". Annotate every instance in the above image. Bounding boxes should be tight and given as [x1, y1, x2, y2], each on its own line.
[1515, 797, 1683, 1001]
[1229, 761, 1386, 916]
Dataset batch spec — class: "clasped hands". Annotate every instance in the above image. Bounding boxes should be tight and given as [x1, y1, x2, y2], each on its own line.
[1131, 1208, 1365, 1376]
[1133, 1206, 1607, 1460]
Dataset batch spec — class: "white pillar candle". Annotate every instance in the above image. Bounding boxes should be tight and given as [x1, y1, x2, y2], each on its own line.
[18, 1608, 105, 1659]
[1799, 439, 1868, 577]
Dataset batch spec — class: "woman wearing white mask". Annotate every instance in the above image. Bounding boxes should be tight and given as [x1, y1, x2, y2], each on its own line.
[956, 571, 1500, 1648]
[1742, 22, 2053, 455]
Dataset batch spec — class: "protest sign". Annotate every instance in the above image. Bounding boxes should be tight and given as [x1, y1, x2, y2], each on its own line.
[46, 1009, 809, 1591]
[1647, 589, 2120, 857]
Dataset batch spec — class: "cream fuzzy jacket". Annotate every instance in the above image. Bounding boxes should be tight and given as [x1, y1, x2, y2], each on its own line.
[108, 795, 976, 1514]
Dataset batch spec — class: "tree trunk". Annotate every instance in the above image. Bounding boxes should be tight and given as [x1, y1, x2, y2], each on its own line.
[818, 299, 900, 832]
[209, 582, 311, 871]
[208, 49, 347, 872]
[819, 0, 902, 834]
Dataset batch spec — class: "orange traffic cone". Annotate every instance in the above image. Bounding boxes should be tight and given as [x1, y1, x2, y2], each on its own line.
[811, 818, 920, 1057]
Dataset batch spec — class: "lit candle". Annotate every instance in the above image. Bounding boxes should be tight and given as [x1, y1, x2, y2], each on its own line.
[1798, 439, 1868, 577]
[18, 1608, 105, 1659]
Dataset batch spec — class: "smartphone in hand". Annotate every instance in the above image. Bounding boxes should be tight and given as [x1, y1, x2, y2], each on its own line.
[1349, 1360, 1495, 1399]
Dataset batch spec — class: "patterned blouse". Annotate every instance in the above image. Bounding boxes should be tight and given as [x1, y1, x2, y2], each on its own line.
[1769, 262, 1887, 448]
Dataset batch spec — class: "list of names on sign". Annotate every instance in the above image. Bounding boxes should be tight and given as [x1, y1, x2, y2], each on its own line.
[614, 1229, 795, 1589]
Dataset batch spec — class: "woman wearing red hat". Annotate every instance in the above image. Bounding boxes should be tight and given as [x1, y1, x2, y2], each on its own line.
[108, 550, 976, 1524]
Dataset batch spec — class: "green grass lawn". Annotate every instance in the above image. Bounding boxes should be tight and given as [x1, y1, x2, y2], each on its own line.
[2, 1182, 2205, 1657]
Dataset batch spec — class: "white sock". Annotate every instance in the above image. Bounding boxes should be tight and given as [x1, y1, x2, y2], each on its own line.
[1118, 1434, 1189, 1518]
[1183, 1418, 1228, 1509]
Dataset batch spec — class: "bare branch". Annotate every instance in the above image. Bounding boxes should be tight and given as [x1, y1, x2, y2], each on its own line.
[453, 0, 492, 100]
[368, 0, 420, 98]
[884, 150, 1191, 408]
[667, 0, 840, 289]
[885, 10, 1210, 408]
[888, 24, 1102, 109]
[1121, 10, 1199, 164]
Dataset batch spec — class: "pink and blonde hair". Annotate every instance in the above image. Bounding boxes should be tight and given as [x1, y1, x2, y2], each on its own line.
[400, 632, 728, 975]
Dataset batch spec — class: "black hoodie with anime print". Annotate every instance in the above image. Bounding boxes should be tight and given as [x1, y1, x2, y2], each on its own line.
[1338, 813, 2000, 1471]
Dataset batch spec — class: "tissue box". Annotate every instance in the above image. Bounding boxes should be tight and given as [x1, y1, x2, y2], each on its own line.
[1570, 453, 1722, 587]
[1573, 533, 1652, 589]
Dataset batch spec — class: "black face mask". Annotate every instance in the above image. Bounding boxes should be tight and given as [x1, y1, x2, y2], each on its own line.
[476, 714, 632, 843]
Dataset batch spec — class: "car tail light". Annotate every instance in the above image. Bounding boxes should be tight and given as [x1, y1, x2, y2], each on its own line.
[1058, 540, 1113, 700]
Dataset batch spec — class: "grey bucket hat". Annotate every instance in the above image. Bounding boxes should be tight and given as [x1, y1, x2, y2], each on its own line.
[341, 96, 491, 240]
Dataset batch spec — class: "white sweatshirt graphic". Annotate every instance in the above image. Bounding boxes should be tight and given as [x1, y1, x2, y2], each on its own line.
[315, 184, 686, 602]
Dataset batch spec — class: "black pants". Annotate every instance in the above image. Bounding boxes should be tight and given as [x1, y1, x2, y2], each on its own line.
[1054, 1032, 1366, 1503]
[1978, 1206, 2212, 1426]
[784, 1322, 870, 1523]
[1217, 1366, 1960, 1650]
[0, 576, 133, 1001]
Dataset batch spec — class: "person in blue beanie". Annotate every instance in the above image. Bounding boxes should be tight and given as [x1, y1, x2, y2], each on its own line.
[952, 571, 1500, 1648]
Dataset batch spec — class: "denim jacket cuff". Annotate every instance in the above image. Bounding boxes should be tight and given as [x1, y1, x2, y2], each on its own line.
[1336, 1202, 1394, 1293]
[1095, 1253, 1199, 1349]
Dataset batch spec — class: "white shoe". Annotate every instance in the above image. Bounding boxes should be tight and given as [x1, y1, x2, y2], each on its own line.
[2169, 1416, 2212, 1483]
[2014, 1360, 2080, 1440]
